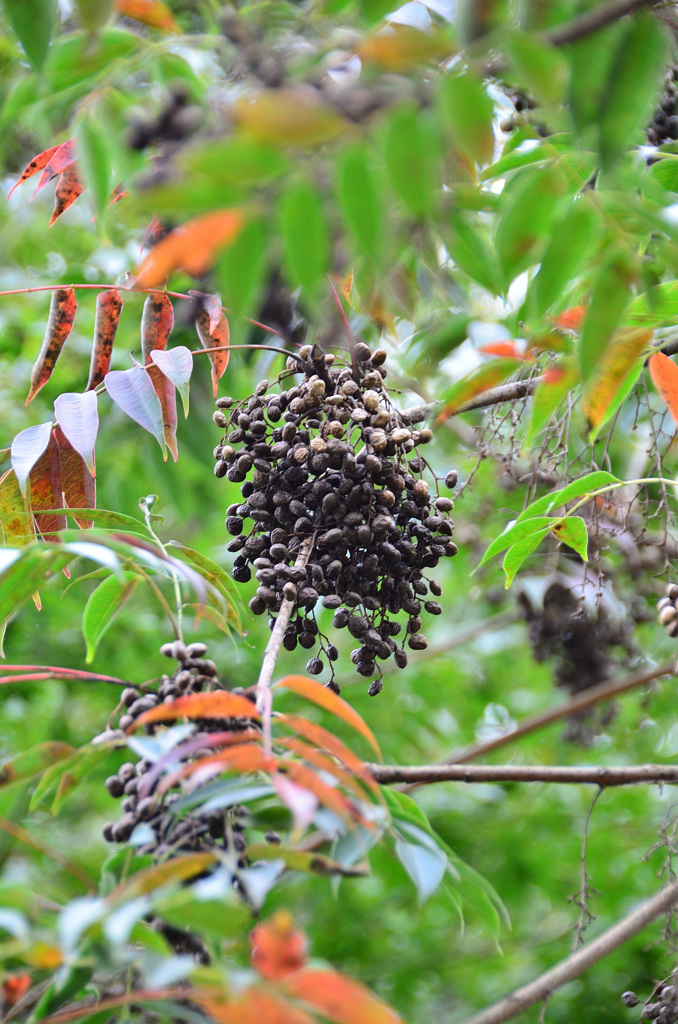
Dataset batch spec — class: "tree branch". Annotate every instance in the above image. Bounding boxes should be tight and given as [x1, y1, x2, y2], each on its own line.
[367, 762, 678, 786]
[439, 660, 674, 768]
[400, 377, 543, 425]
[457, 877, 678, 1024]
[545, 0, 661, 47]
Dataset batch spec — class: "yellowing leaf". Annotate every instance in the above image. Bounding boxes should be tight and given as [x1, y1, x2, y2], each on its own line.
[135, 209, 245, 288]
[233, 88, 344, 147]
[359, 25, 452, 69]
[582, 327, 653, 433]
[435, 359, 522, 424]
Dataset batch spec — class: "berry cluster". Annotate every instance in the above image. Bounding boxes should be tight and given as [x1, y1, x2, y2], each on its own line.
[622, 972, 678, 1022]
[212, 342, 458, 693]
[647, 66, 678, 147]
[101, 642, 257, 854]
[657, 583, 678, 638]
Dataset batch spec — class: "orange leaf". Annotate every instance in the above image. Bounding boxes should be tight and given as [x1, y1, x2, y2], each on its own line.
[251, 911, 308, 981]
[278, 737, 372, 804]
[107, 182, 128, 207]
[8, 144, 60, 200]
[359, 25, 452, 69]
[273, 676, 381, 757]
[26, 287, 78, 403]
[54, 426, 95, 529]
[135, 690, 261, 728]
[49, 163, 86, 226]
[233, 88, 344, 147]
[282, 761, 358, 824]
[2, 973, 32, 1005]
[142, 292, 174, 365]
[29, 432, 66, 539]
[582, 327, 653, 432]
[480, 341, 528, 359]
[86, 290, 123, 390]
[135, 209, 245, 289]
[285, 970, 404, 1024]
[552, 305, 586, 330]
[157, 743, 275, 795]
[194, 298, 230, 398]
[200, 988, 316, 1024]
[114, 0, 179, 31]
[277, 714, 380, 796]
[649, 351, 678, 426]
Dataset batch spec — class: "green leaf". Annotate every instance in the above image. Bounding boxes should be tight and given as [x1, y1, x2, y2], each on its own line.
[567, 19, 626, 137]
[505, 30, 569, 107]
[215, 215, 266, 321]
[438, 70, 494, 166]
[599, 13, 667, 169]
[530, 198, 598, 317]
[517, 470, 621, 522]
[336, 146, 383, 267]
[82, 571, 138, 663]
[76, 111, 112, 217]
[2, 0, 55, 70]
[0, 741, 74, 790]
[578, 253, 635, 382]
[280, 182, 330, 299]
[503, 528, 551, 587]
[396, 839, 447, 903]
[523, 366, 577, 449]
[39, 507, 145, 530]
[647, 156, 678, 193]
[551, 516, 589, 560]
[624, 281, 678, 325]
[495, 164, 565, 280]
[478, 516, 554, 569]
[168, 541, 243, 632]
[382, 787, 432, 832]
[480, 139, 562, 182]
[446, 211, 504, 293]
[245, 843, 368, 877]
[384, 105, 437, 217]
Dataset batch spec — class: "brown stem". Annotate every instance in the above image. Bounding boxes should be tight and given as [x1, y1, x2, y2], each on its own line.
[255, 537, 313, 748]
[368, 762, 678, 786]
[400, 377, 543, 425]
[458, 877, 678, 1024]
[545, 0, 661, 47]
[439, 660, 673, 768]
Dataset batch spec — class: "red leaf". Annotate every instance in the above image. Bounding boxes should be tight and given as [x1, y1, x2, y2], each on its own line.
[278, 737, 372, 804]
[157, 744, 275, 795]
[273, 676, 381, 756]
[284, 970, 404, 1024]
[86, 290, 123, 390]
[251, 911, 308, 981]
[277, 713, 380, 795]
[140, 216, 164, 256]
[107, 182, 128, 207]
[649, 351, 678, 425]
[141, 292, 174, 364]
[29, 432, 66, 539]
[134, 690, 261, 728]
[8, 144, 60, 200]
[200, 989, 316, 1024]
[104, 367, 166, 454]
[11, 422, 53, 497]
[2, 974, 32, 1006]
[552, 305, 586, 330]
[150, 346, 193, 417]
[54, 392, 98, 474]
[194, 296, 229, 398]
[54, 425, 95, 529]
[49, 163, 86, 226]
[114, 0, 180, 32]
[26, 287, 78, 403]
[134, 208, 245, 288]
[34, 139, 76, 194]
[282, 761, 357, 823]
[147, 364, 179, 461]
[0, 469, 36, 544]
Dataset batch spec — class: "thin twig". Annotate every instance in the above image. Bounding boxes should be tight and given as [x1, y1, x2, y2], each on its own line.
[367, 762, 678, 786]
[438, 660, 673, 768]
[0, 814, 95, 890]
[255, 537, 313, 751]
[458, 877, 678, 1024]
[545, 0, 661, 46]
[400, 378, 543, 425]
[572, 787, 603, 949]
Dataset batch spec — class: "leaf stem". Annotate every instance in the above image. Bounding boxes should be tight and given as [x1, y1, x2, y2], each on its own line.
[137, 498, 183, 641]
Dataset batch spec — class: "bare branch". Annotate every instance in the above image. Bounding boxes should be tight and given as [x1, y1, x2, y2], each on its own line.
[439, 660, 674, 768]
[367, 762, 678, 786]
[401, 377, 543, 425]
[457, 877, 678, 1024]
